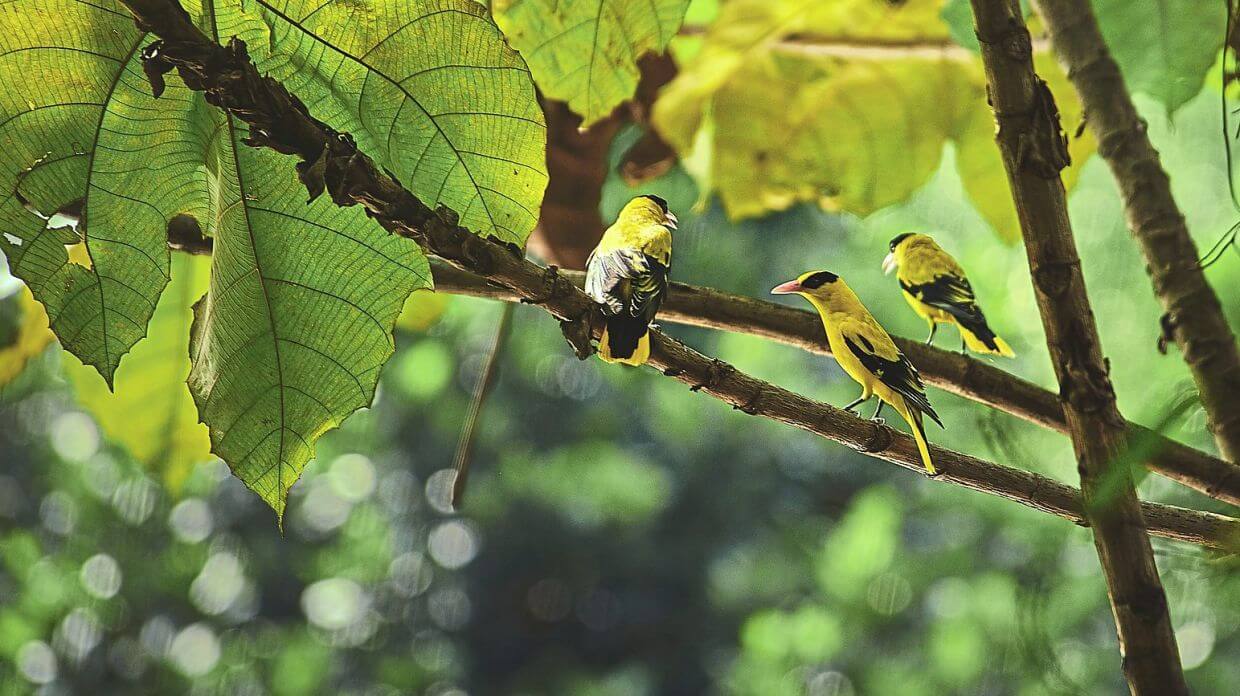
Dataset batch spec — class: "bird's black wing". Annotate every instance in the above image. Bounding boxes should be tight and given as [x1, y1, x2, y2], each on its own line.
[843, 336, 943, 427]
[585, 248, 668, 322]
[900, 273, 984, 325]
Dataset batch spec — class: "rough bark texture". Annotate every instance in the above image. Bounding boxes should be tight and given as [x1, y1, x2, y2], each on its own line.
[1034, 0, 1240, 464]
[428, 261, 1240, 506]
[525, 99, 618, 269]
[125, 0, 1240, 554]
[969, 1, 1188, 693]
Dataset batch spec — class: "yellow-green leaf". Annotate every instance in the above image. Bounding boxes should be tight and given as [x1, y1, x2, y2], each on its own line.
[494, 0, 692, 125]
[65, 253, 211, 491]
[0, 287, 54, 389]
[652, 0, 1096, 239]
[0, 0, 546, 391]
[1, 0, 548, 519]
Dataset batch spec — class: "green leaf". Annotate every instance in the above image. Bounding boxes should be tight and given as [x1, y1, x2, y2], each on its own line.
[1092, 0, 1224, 112]
[64, 253, 212, 491]
[493, 0, 692, 125]
[0, 0, 173, 385]
[709, 56, 979, 219]
[240, 0, 548, 245]
[187, 124, 432, 522]
[0, 0, 547, 517]
[0, 0, 546, 388]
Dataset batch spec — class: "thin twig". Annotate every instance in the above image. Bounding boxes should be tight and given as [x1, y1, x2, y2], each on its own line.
[451, 302, 513, 509]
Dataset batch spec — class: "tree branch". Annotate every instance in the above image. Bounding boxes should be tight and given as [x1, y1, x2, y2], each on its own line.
[121, 0, 1240, 552]
[969, 0, 1188, 692]
[429, 261, 1240, 507]
[1032, 0, 1240, 464]
[165, 228, 1240, 508]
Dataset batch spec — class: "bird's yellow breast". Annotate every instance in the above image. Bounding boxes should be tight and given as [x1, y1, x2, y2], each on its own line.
[901, 290, 953, 324]
[805, 299, 899, 404]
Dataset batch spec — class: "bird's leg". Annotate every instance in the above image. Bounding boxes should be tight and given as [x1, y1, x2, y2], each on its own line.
[842, 395, 867, 415]
[924, 322, 937, 345]
[870, 400, 885, 425]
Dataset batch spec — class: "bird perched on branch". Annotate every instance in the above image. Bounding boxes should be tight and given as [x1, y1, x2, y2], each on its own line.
[883, 233, 1014, 357]
[772, 271, 943, 475]
[585, 195, 677, 366]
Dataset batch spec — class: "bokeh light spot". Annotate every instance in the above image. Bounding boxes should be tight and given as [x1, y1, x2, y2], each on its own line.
[50, 411, 99, 461]
[428, 520, 478, 569]
[329, 453, 377, 502]
[168, 498, 214, 544]
[17, 640, 57, 684]
[80, 553, 122, 599]
[169, 623, 220, 676]
[1178, 621, 1215, 670]
[302, 578, 369, 631]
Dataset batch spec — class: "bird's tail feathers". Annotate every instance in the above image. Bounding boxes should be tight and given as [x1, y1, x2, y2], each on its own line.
[897, 399, 937, 476]
[598, 323, 650, 366]
[957, 315, 1015, 358]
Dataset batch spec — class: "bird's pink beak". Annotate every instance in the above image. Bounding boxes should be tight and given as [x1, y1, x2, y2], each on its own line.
[770, 279, 802, 295]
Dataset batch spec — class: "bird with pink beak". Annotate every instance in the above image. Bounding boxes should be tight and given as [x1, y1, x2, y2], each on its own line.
[770, 269, 943, 475]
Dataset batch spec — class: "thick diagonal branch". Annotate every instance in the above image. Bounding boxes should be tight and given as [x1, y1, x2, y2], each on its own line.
[429, 263, 1240, 506]
[1033, 0, 1240, 464]
[121, 0, 1240, 552]
[970, 0, 1187, 693]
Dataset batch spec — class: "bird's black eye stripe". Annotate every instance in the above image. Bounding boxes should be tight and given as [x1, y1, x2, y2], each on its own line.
[643, 194, 669, 214]
[889, 232, 913, 251]
[801, 271, 838, 289]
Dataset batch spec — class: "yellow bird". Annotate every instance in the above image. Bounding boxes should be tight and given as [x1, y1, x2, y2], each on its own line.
[883, 233, 1014, 357]
[585, 195, 677, 366]
[772, 270, 943, 475]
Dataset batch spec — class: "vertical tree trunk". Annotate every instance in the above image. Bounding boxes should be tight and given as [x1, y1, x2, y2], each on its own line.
[1033, 0, 1240, 463]
[967, 1, 1188, 693]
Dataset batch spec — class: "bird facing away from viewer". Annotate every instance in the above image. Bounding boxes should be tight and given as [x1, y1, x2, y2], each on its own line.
[772, 270, 944, 475]
[585, 195, 677, 366]
[883, 233, 1015, 357]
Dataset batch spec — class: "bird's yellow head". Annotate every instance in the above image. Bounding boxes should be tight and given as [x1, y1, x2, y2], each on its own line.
[770, 270, 841, 299]
[621, 195, 679, 230]
[882, 232, 935, 274]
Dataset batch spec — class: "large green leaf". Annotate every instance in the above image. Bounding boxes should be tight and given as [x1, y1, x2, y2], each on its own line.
[653, 0, 1095, 239]
[65, 253, 212, 491]
[0, 0, 173, 385]
[239, 0, 548, 245]
[1091, 0, 1224, 112]
[0, 0, 546, 517]
[188, 123, 431, 521]
[493, 0, 692, 125]
[0, 0, 545, 387]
